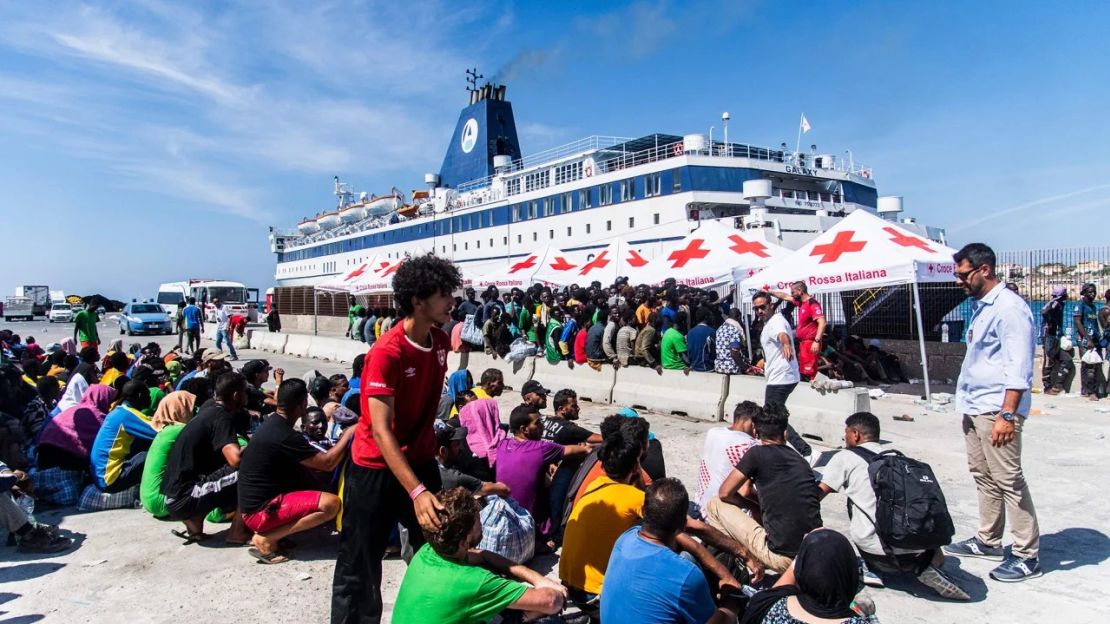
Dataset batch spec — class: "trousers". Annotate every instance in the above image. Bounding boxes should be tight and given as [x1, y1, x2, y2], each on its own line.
[962, 413, 1039, 559]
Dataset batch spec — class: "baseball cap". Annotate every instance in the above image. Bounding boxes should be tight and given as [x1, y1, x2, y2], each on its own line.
[435, 426, 469, 447]
[521, 379, 550, 397]
[202, 350, 228, 364]
[617, 407, 656, 440]
[241, 359, 270, 378]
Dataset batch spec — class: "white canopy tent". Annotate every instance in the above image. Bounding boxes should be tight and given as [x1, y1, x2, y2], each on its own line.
[740, 209, 958, 403]
[635, 220, 791, 288]
[316, 255, 394, 294]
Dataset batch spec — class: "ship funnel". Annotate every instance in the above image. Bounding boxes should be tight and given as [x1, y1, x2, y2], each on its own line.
[877, 196, 904, 220]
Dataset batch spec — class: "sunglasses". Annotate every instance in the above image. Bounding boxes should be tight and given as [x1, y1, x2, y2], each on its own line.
[954, 265, 982, 281]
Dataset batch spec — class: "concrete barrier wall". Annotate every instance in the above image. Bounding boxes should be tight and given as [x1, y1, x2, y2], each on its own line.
[464, 353, 535, 393]
[614, 367, 726, 421]
[722, 376, 870, 444]
[532, 360, 615, 404]
[253, 332, 288, 354]
[284, 334, 314, 358]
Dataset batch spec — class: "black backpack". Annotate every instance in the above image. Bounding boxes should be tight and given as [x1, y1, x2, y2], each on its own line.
[849, 448, 955, 552]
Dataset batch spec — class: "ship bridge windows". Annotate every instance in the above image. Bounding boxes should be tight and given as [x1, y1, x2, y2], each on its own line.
[578, 189, 591, 210]
[524, 170, 550, 193]
[506, 178, 520, 196]
[672, 168, 682, 192]
[554, 162, 582, 186]
[645, 172, 662, 197]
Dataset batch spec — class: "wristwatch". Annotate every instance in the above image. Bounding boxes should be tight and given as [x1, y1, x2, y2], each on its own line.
[999, 411, 1016, 422]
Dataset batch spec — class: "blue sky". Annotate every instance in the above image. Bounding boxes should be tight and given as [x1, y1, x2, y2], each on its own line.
[1, 1, 1107, 300]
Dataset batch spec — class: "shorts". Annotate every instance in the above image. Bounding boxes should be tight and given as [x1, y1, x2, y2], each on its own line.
[165, 464, 238, 521]
[243, 490, 323, 534]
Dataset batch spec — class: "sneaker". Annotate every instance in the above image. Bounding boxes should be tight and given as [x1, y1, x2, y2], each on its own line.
[17, 527, 72, 554]
[918, 564, 971, 600]
[990, 556, 1042, 582]
[943, 537, 1004, 561]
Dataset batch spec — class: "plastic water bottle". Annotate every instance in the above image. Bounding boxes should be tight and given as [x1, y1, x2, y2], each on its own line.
[16, 494, 35, 522]
[941, 323, 949, 343]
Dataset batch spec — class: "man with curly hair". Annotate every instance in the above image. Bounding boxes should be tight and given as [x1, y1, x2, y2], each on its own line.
[331, 254, 464, 624]
[392, 487, 566, 623]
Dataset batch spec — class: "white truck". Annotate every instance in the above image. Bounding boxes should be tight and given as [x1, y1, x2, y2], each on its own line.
[3, 297, 34, 322]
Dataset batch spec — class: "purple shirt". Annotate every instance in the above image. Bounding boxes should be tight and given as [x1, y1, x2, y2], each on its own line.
[494, 438, 564, 524]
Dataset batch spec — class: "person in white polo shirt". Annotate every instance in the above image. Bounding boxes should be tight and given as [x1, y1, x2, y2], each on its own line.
[753, 291, 800, 409]
[943, 242, 1041, 583]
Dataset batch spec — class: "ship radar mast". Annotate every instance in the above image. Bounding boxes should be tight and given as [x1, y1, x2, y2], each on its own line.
[333, 175, 354, 209]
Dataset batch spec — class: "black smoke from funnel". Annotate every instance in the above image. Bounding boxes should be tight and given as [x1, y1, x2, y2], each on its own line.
[491, 48, 552, 82]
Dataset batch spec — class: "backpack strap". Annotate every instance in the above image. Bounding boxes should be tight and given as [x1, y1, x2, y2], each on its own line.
[848, 446, 880, 464]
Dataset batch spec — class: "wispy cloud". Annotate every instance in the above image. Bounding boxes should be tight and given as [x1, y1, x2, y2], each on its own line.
[951, 182, 1110, 232]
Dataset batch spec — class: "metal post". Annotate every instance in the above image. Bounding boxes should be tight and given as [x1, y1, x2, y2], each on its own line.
[313, 288, 319, 336]
[911, 277, 933, 404]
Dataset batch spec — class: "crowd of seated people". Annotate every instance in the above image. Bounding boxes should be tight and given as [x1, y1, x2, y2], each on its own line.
[2, 317, 955, 622]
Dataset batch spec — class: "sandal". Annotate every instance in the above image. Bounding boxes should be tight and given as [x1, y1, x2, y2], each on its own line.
[249, 547, 291, 565]
[171, 528, 209, 545]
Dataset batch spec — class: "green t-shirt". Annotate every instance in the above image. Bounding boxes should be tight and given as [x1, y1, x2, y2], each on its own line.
[141, 424, 184, 518]
[141, 424, 225, 522]
[392, 544, 528, 624]
[545, 320, 563, 364]
[74, 309, 99, 343]
[519, 307, 536, 343]
[660, 327, 688, 370]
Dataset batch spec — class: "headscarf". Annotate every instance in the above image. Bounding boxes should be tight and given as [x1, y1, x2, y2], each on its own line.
[446, 370, 472, 401]
[165, 359, 183, 383]
[60, 337, 78, 356]
[143, 386, 166, 417]
[55, 373, 90, 413]
[36, 385, 116, 460]
[151, 390, 196, 431]
[459, 398, 507, 465]
[793, 529, 861, 619]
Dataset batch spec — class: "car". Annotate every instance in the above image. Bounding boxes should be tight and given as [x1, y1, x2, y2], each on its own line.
[48, 303, 74, 323]
[118, 302, 173, 336]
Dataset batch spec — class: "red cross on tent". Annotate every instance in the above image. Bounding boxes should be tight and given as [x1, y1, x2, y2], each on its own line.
[579, 251, 610, 275]
[667, 239, 710, 268]
[510, 255, 538, 273]
[549, 256, 577, 272]
[380, 260, 403, 277]
[727, 235, 770, 258]
[343, 264, 368, 281]
[883, 227, 934, 252]
[810, 230, 866, 263]
[626, 249, 649, 268]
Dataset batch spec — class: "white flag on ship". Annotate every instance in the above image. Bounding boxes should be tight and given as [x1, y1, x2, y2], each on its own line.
[800, 114, 812, 133]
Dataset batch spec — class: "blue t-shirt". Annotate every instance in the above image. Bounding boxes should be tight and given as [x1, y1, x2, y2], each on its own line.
[1077, 300, 1100, 342]
[183, 305, 203, 329]
[90, 404, 158, 488]
[175, 369, 198, 391]
[661, 306, 678, 331]
[686, 323, 716, 372]
[600, 527, 716, 624]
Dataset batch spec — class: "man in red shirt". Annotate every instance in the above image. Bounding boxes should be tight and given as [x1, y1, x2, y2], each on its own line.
[773, 281, 826, 380]
[331, 254, 462, 624]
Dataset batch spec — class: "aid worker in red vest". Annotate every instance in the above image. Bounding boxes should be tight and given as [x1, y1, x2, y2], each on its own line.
[772, 281, 826, 380]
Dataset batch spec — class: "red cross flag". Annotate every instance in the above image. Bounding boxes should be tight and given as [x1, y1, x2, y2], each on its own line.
[635, 220, 788, 288]
[739, 209, 957, 294]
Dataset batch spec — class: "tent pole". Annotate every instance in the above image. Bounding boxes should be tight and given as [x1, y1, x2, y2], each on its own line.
[313, 289, 319, 337]
[911, 279, 932, 404]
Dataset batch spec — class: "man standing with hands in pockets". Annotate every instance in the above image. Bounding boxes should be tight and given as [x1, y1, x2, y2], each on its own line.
[331, 254, 463, 623]
[944, 243, 1041, 583]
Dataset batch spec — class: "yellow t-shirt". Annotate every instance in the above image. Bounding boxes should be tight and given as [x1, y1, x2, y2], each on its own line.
[471, 387, 492, 400]
[558, 475, 644, 595]
[100, 367, 123, 387]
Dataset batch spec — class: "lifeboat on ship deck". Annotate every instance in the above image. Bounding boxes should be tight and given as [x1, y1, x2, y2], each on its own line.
[297, 217, 321, 234]
[317, 211, 341, 229]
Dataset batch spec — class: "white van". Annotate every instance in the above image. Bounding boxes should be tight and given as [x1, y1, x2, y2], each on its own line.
[158, 279, 259, 321]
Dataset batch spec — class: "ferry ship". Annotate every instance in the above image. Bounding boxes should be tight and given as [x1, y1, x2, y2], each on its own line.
[269, 73, 945, 287]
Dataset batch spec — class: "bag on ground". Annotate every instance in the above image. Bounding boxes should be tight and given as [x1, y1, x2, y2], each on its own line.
[478, 495, 535, 564]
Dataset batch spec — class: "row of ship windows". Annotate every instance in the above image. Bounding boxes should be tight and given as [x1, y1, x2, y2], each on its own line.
[278, 169, 682, 264]
[276, 212, 667, 275]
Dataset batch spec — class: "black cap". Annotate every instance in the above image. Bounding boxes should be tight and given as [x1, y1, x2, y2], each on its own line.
[436, 426, 468, 446]
[521, 379, 550, 397]
[241, 359, 270, 378]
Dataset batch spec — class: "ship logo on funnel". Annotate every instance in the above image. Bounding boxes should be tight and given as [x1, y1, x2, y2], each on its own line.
[461, 118, 479, 153]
